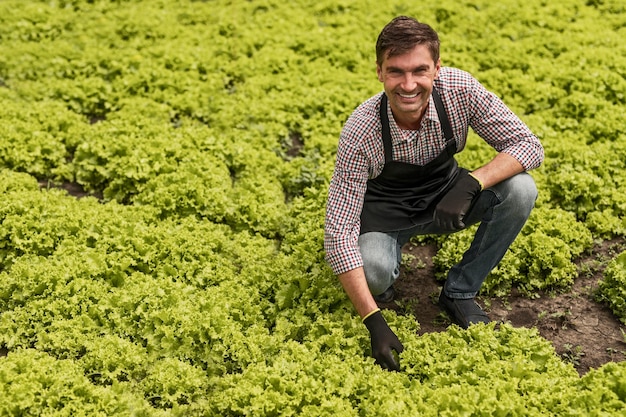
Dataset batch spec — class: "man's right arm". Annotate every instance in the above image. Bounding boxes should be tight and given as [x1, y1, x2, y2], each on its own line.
[325, 183, 405, 369]
[339, 267, 405, 371]
[324, 110, 404, 370]
[338, 267, 378, 318]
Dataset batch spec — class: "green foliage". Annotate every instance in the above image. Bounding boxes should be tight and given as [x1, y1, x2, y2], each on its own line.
[541, 140, 626, 236]
[0, 0, 625, 415]
[597, 250, 626, 324]
[0, 349, 161, 417]
[567, 361, 626, 415]
[0, 169, 40, 193]
[401, 324, 580, 415]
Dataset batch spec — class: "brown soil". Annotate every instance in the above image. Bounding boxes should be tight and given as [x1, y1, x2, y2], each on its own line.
[378, 238, 626, 375]
[38, 180, 103, 200]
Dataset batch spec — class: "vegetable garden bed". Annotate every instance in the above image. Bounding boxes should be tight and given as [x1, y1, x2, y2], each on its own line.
[1, 0, 625, 415]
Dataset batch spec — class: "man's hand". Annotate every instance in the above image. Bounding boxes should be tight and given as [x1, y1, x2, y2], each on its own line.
[434, 172, 483, 230]
[363, 310, 404, 371]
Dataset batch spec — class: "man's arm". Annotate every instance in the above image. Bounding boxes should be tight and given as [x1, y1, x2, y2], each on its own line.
[339, 267, 404, 371]
[338, 267, 377, 318]
[324, 98, 404, 370]
[464, 73, 544, 173]
[470, 152, 524, 189]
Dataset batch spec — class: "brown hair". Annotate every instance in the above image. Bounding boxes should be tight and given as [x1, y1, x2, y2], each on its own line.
[375, 16, 440, 66]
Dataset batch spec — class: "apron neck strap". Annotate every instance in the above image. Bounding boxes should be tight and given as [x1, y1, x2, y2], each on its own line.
[432, 87, 454, 141]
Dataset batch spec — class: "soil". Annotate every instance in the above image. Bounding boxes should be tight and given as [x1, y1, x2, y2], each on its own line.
[377, 238, 626, 375]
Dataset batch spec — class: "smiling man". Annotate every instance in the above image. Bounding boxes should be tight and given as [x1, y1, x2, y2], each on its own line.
[324, 16, 544, 371]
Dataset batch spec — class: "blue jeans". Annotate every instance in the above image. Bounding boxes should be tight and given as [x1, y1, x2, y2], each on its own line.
[358, 172, 538, 299]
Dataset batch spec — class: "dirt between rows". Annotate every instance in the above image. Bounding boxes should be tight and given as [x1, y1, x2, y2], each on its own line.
[378, 238, 626, 375]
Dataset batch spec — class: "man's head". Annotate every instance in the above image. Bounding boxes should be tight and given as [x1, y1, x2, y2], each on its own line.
[375, 17, 441, 130]
[375, 16, 440, 67]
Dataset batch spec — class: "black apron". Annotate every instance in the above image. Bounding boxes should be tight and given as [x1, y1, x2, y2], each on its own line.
[360, 88, 466, 234]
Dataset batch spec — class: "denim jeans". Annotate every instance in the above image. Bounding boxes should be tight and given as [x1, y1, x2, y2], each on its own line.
[358, 172, 538, 299]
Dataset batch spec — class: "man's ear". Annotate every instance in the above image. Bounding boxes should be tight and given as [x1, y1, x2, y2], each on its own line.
[376, 63, 383, 82]
[434, 59, 441, 78]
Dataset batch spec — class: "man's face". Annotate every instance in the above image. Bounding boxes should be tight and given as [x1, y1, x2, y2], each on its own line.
[376, 44, 440, 130]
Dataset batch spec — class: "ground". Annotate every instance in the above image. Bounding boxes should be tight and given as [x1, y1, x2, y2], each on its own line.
[379, 238, 626, 375]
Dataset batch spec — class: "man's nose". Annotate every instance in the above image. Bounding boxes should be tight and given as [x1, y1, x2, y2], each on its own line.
[400, 73, 418, 90]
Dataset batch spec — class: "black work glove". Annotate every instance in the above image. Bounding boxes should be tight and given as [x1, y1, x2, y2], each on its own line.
[363, 310, 404, 371]
[434, 172, 483, 230]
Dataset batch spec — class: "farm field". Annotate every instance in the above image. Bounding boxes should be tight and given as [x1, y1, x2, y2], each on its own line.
[0, 0, 625, 415]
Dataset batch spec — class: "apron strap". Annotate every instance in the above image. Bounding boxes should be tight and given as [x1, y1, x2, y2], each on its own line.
[379, 94, 393, 164]
[431, 87, 454, 141]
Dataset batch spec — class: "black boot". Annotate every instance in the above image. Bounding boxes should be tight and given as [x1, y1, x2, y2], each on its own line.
[374, 286, 395, 303]
[438, 292, 490, 328]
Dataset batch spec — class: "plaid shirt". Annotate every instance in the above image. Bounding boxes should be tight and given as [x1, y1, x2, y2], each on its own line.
[324, 66, 544, 275]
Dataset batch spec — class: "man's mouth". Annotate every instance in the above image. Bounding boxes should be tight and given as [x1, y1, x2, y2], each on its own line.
[398, 92, 419, 99]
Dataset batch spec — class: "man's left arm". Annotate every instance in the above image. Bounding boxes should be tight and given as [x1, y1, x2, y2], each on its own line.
[434, 78, 543, 230]
[467, 77, 545, 175]
[470, 152, 524, 190]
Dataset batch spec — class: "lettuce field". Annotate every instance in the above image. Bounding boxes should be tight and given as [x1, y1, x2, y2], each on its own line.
[1, 0, 626, 415]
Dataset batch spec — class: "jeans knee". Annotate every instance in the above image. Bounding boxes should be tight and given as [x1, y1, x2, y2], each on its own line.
[362, 256, 396, 295]
[358, 232, 398, 295]
[502, 173, 538, 214]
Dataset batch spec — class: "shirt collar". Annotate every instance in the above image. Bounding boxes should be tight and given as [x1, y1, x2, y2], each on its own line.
[386, 94, 438, 143]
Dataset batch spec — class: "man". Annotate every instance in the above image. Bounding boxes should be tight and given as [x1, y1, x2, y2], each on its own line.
[324, 16, 544, 371]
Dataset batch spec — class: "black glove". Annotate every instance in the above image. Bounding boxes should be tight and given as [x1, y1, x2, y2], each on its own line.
[363, 310, 404, 371]
[434, 172, 483, 230]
